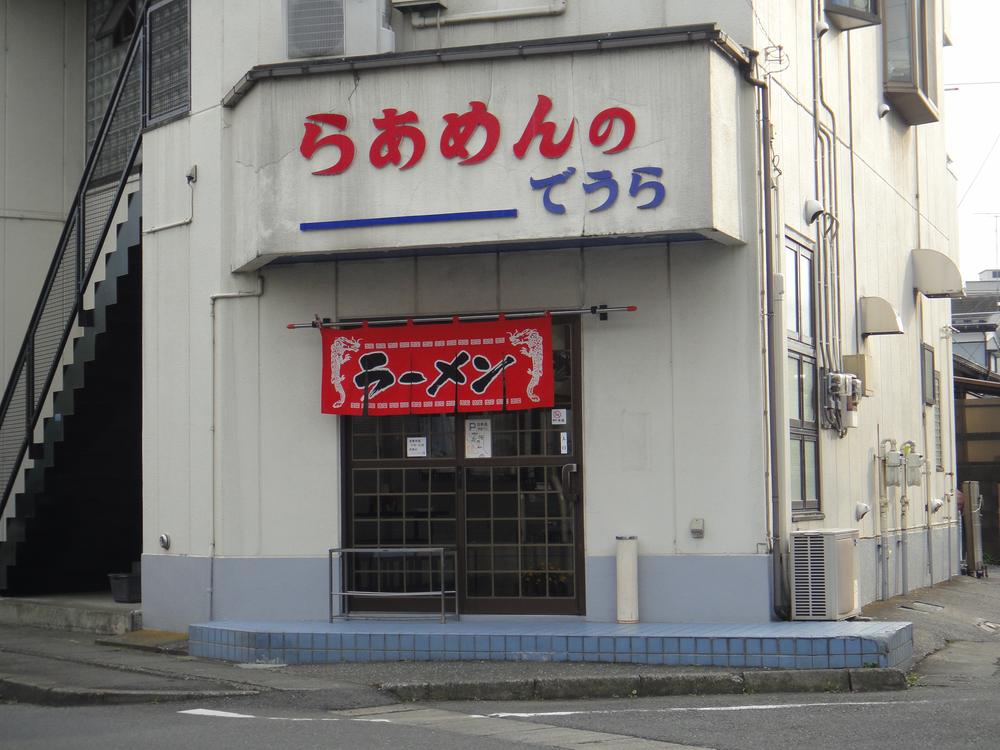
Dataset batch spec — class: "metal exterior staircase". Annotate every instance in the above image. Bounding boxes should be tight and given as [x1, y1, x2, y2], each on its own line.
[0, 5, 149, 594]
[0, 195, 142, 593]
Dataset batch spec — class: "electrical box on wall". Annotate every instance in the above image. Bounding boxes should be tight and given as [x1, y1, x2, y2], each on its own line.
[823, 371, 862, 432]
[842, 353, 874, 397]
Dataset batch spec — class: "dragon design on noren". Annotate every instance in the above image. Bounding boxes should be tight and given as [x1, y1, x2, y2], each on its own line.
[507, 327, 544, 403]
[329, 336, 361, 408]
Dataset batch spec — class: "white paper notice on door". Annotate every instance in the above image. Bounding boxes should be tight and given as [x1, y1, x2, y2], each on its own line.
[465, 419, 492, 458]
[406, 436, 427, 458]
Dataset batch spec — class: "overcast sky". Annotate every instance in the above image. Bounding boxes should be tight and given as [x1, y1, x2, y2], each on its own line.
[944, 0, 1000, 279]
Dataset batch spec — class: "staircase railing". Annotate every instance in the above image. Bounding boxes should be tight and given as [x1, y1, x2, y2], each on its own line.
[0, 2, 150, 515]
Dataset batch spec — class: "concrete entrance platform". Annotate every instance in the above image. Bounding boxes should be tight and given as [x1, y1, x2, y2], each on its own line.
[189, 618, 913, 670]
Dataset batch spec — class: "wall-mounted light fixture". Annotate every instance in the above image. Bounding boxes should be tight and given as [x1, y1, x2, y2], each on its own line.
[855, 502, 871, 521]
[158, 533, 171, 550]
[878, 102, 891, 119]
[804, 199, 825, 225]
[816, 19, 830, 37]
[930, 498, 944, 513]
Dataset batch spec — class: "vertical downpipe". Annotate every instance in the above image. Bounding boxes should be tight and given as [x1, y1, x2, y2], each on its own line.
[879, 438, 895, 600]
[208, 277, 265, 620]
[743, 54, 788, 619]
[900, 440, 918, 594]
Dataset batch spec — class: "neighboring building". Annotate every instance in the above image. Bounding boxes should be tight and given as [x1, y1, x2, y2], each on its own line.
[0, 0, 962, 633]
[953, 269, 1000, 375]
[952, 270, 1000, 561]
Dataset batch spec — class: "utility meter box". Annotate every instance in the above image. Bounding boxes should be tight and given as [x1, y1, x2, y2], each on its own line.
[843, 353, 874, 397]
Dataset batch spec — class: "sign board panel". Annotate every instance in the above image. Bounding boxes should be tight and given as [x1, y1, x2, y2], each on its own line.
[229, 43, 745, 269]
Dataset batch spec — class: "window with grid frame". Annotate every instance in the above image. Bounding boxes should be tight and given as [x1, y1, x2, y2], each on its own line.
[934, 370, 944, 471]
[146, 0, 190, 125]
[785, 237, 820, 514]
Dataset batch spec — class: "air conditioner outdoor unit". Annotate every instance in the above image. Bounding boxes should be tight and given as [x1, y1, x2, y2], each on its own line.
[789, 528, 860, 621]
[288, 0, 395, 60]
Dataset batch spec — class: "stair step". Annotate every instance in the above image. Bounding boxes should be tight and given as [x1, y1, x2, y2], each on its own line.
[4, 517, 28, 543]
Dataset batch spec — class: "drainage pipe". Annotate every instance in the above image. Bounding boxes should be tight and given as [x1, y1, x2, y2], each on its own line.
[879, 438, 895, 600]
[741, 53, 788, 619]
[208, 276, 264, 620]
[815, 0, 843, 366]
[900, 440, 917, 594]
[410, 0, 567, 28]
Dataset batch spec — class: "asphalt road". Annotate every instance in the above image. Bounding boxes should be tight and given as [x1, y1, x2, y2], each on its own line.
[1, 639, 998, 750]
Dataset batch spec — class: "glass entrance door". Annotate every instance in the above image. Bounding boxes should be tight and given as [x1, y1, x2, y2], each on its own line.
[344, 320, 583, 615]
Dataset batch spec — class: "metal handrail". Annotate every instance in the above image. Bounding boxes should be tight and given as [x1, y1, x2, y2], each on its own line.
[0, 1, 151, 515]
[329, 547, 460, 624]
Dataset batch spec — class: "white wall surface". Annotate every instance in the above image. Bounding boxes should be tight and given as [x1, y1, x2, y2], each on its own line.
[755, 1, 959, 591]
[0, 0, 85, 383]
[143, 241, 767, 562]
[197, 0, 754, 106]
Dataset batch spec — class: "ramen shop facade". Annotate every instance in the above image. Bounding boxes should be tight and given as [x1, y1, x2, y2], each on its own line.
[139, 25, 774, 630]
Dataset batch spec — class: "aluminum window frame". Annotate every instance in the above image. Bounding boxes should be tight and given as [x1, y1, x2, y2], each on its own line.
[921, 343, 936, 405]
[786, 235, 821, 516]
[882, 0, 940, 125]
[825, 0, 881, 30]
[143, 0, 191, 128]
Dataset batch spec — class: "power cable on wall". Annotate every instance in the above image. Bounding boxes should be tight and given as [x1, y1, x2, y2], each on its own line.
[957, 126, 1000, 208]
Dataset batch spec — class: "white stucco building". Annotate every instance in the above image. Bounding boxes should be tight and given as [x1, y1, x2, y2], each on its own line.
[0, 0, 961, 633]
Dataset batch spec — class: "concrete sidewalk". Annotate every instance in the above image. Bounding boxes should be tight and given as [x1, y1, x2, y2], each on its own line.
[3, 572, 998, 707]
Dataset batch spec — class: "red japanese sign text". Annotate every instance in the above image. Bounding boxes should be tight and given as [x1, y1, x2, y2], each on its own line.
[321, 317, 553, 415]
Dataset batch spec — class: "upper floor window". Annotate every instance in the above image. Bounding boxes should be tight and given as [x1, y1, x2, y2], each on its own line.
[785, 240, 814, 346]
[826, 0, 880, 30]
[921, 344, 936, 405]
[786, 236, 820, 516]
[146, 0, 190, 125]
[883, 0, 940, 125]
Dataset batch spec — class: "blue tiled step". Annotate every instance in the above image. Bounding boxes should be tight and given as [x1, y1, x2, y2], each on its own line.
[188, 618, 913, 670]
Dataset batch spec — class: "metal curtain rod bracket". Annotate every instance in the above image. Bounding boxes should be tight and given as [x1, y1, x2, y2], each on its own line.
[286, 304, 638, 329]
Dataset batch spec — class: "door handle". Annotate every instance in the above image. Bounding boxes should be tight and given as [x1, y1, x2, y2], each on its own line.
[561, 463, 579, 502]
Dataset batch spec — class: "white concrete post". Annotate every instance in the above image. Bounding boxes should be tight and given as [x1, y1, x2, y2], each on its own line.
[616, 535, 639, 624]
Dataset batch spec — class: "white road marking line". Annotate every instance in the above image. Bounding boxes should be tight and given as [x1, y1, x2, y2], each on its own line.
[179, 709, 257, 718]
[179, 709, 344, 722]
[488, 699, 933, 718]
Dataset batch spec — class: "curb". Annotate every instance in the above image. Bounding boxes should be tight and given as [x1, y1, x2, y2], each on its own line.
[0, 676, 257, 707]
[93, 636, 189, 656]
[382, 668, 908, 702]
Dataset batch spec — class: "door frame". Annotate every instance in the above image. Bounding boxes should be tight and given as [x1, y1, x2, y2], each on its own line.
[339, 316, 586, 616]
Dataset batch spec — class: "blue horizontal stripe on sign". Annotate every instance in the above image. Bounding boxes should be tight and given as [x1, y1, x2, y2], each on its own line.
[301, 208, 518, 231]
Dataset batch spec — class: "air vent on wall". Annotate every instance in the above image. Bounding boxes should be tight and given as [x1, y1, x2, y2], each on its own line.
[288, 0, 345, 58]
[790, 529, 860, 621]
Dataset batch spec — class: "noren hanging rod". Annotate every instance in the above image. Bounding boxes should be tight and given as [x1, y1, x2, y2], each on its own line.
[286, 305, 637, 330]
